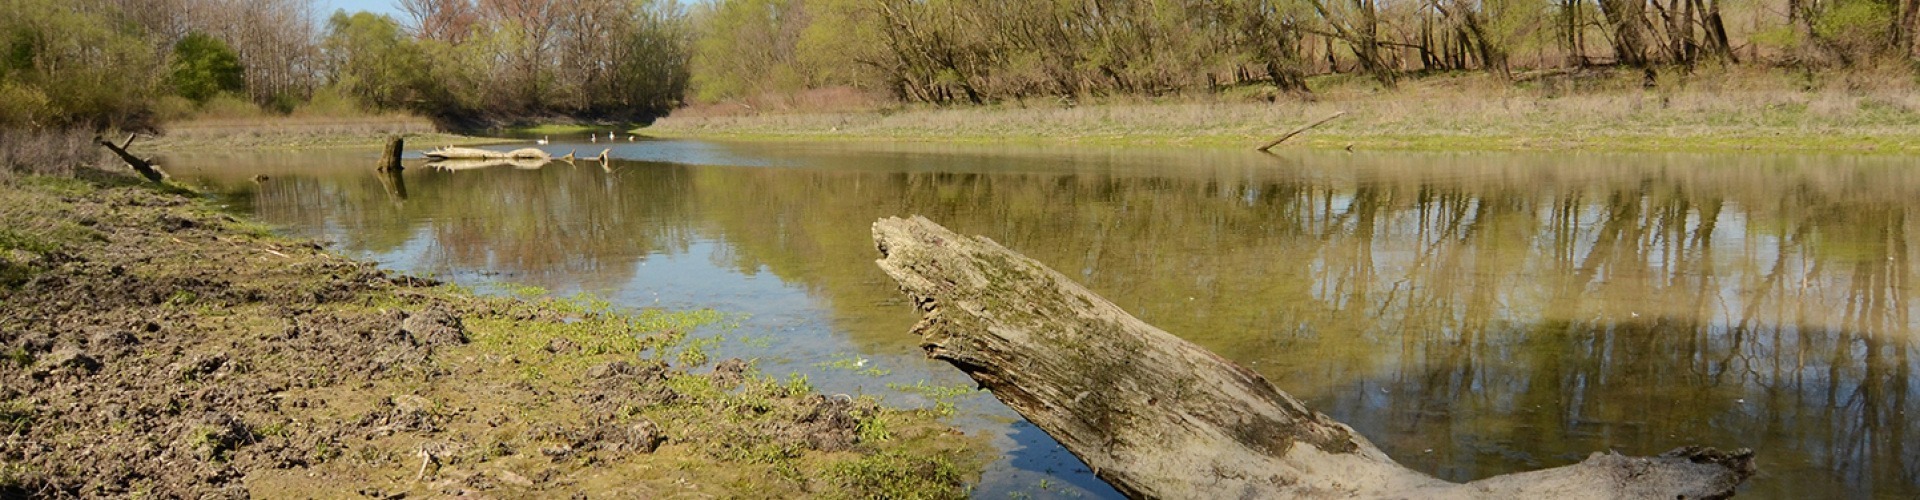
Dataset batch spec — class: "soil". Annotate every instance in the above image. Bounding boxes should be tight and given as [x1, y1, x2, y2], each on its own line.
[0, 171, 983, 498]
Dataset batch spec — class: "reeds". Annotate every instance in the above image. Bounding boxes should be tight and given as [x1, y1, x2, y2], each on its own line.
[0, 128, 103, 180]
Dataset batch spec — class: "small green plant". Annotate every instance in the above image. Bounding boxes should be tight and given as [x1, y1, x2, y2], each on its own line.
[856, 412, 893, 443]
[825, 451, 970, 499]
[886, 380, 980, 417]
[2, 348, 31, 368]
[0, 401, 33, 435]
[493, 281, 549, 298]
[815, 353, 891, 377]
[257, 421, 289, 438]
[0, 228, 57, 254]
[783, 373, 812, 394]
[166, 290, 199, 307]
[675, 334, 724, 367]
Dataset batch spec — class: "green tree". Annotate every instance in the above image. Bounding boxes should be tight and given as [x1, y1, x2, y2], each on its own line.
[0, 0, 161, 129]
[168, 32, 246, 104]
[323, 11, 428, 110]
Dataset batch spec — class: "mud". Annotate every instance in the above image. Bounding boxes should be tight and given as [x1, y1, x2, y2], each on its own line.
[0, 174, 982, 497]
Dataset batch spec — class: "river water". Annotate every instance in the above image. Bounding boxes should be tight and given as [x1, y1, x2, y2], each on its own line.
[163, 138, 1920, 498]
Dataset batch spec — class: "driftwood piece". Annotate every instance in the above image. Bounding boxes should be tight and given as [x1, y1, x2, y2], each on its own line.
[1256, 111, 1346, 152]
[426, 158, 550, 171]
[422, 146, 549, 161]
[98, 134, 165, 183]
[871, 216, 1755, 499]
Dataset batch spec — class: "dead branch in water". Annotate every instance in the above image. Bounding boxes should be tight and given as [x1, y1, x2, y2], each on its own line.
[97, 134, 165, 183]
[1257, 111, 1346, 152]
[871, 215, 1755, 499]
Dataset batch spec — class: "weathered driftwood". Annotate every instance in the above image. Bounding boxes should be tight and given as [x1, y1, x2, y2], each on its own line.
[871, 215, 1755, 499]
[422, 146, 549, 161]
[558, 148, 610, 163]
[426, 158, 550, 171]
[98, 134, 165, 183]
[1256, 111, 1346, 152]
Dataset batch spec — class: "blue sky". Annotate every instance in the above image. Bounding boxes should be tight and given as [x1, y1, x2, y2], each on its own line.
[320, 0, 404, 18]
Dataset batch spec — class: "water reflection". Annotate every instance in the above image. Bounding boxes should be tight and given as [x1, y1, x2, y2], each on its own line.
[163, 143, 1920, 498]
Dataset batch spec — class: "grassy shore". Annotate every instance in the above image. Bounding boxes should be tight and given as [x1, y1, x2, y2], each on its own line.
[0, 171, 984, 496]
[147, 116, 508, 151]
[643, 68, 1920, 154]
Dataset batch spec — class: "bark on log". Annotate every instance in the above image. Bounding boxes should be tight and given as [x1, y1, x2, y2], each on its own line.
[378, 135, 404, 172]
[98, 134, 165, 183]
[871, 215, 1756, 499]
[1256, 111, 1346, 152]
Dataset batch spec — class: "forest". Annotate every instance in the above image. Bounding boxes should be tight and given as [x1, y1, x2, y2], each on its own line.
[688, 0, 1920, 104]
[0, 0, 1916, 130]
[0, 0, 689, 130]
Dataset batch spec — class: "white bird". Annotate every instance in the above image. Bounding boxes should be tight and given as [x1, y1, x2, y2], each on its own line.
[608, 132, 617, 141]
[627, 135, 636, 141]
[590, 134, 597, 143]
[535, 136, 549, 145]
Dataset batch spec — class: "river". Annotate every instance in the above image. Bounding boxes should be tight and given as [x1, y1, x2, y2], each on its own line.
[163, 138, 1920, 498]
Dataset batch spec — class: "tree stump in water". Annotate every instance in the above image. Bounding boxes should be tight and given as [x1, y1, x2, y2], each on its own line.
[871, 215, 1756, 499]
[378, 135, 404, 172]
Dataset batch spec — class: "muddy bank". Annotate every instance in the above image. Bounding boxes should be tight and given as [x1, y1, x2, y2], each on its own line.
[0, 172, 983, 497]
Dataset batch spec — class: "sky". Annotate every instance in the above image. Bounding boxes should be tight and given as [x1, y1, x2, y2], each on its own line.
[320, 0, 404, 18]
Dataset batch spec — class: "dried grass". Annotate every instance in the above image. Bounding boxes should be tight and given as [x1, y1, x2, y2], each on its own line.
[152, 115, 441, 149]
[649, 67, 1920, 151]
[0, 129, 106, 180]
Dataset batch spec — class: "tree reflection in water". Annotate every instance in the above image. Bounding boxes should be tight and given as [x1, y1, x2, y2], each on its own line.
[177, 146, 1920, 497]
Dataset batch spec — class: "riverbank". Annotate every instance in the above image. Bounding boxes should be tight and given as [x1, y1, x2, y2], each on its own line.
[147, 116, 509, 151]
[0, 171, 984, 496]
[643, 68, 1920, 154]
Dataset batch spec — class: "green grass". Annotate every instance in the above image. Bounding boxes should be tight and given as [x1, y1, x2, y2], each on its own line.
[511, 124, 619, 135]
[824, 450, 972, 500]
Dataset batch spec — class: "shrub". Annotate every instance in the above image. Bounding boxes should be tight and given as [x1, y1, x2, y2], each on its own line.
[169, 33, 247, 104]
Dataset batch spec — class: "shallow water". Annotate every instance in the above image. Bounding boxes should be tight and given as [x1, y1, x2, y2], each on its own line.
[165, 138, 1920, 498]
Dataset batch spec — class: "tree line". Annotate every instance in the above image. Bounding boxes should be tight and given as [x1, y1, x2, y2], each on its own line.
[0, 0, 690, 131]
[4, 0, 1914, 132]
[686, 0, 1920, 104]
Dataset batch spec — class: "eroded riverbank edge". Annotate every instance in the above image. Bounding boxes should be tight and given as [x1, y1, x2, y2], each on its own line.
[0, 172, 986, 497]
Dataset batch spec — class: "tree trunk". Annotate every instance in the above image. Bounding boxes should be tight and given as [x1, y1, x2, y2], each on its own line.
[1599, 0, 1651, 65]
[871, 216, 1758, 499]
[1700, 0, 1738, 62]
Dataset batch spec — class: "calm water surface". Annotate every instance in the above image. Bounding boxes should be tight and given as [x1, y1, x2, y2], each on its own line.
[163, 138, 1920, 498]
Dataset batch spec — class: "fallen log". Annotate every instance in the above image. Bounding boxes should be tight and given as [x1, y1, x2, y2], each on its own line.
[97, 133, 165, 183]
[425, 157, 550, 171]
[422, 146, 549, 161]
[871, 215, 1755, 499]
[1256, 111, 1345, 152]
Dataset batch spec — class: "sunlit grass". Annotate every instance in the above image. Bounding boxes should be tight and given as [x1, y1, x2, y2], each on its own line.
[648, 67, 1920, 154]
